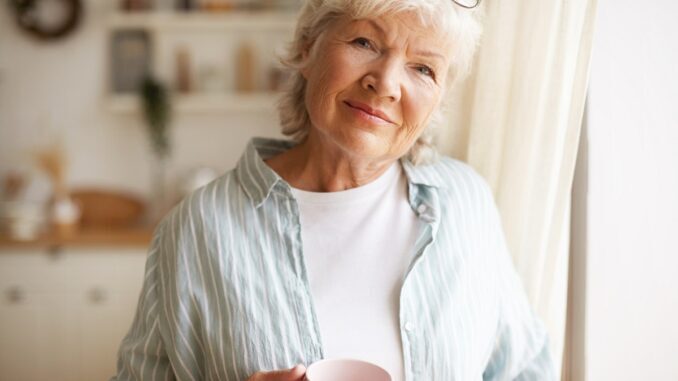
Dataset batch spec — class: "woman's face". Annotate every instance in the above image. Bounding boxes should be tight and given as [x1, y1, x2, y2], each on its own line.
[302, 12, 453, 162]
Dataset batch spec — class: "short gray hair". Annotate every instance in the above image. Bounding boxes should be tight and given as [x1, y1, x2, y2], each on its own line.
[277, 0, 483, 165]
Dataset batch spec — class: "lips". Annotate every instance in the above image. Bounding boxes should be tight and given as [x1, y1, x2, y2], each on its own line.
[344, 100, 395, 124]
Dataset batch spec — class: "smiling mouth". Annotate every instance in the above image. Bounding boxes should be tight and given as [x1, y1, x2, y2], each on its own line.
[343, 101, 394, 125]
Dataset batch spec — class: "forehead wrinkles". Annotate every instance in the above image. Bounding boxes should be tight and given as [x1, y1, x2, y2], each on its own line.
[370, 15, 450, 64]
[370, 15, 420, 48]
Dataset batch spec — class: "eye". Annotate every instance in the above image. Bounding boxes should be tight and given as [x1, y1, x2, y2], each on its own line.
[351, 37, 374, 50]
[415, 65, 436, 79]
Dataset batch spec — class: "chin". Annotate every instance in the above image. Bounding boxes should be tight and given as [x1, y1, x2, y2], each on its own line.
[337, 131, 394, 160]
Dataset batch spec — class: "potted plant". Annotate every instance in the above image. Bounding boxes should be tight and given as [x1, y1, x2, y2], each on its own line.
[139, 75, 172, 223]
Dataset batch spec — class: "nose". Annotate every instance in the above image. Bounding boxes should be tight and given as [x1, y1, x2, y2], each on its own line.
[361, 57, 402, 102]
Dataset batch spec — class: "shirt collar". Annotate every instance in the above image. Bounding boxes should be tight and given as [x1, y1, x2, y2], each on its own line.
[235, 137, 447, 207]
[399, 158, 447, 189]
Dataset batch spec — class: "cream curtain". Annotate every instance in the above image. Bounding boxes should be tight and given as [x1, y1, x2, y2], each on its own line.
[439, 0, 598, 376]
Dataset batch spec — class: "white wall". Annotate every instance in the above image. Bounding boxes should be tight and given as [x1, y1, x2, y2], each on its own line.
[585, 0, 678, 379]
[0, 1, 282, 201]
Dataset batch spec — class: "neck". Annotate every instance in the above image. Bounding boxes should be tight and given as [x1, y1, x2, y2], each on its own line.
[265, 132, 396, 192]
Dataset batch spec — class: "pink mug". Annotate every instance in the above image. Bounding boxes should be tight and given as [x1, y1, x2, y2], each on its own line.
[304, 358, 392, 381]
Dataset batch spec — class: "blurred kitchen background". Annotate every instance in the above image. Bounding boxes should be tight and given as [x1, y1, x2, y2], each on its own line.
[0, 0, 298, 380]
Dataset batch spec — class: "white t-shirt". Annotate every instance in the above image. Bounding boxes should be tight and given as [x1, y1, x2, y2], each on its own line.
[291, 163, 421, 381]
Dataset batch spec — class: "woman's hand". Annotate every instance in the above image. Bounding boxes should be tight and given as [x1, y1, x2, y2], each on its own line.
[246, 364, 306, 381]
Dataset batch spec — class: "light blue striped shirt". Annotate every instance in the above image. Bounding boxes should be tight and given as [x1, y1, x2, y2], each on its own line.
[113, 138, 555, 381]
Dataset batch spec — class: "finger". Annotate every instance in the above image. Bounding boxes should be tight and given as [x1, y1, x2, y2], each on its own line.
[249, 364, 306, 381]
[284, 364, 306, 380]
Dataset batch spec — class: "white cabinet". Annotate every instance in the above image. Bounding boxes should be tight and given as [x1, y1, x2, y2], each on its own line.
[0, 249, 147, 381]
[0, 288, 52, 380]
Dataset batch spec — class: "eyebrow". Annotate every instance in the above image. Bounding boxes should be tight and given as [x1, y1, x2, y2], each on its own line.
[412, 49, 446, 61]
[363, 19, 446, 62]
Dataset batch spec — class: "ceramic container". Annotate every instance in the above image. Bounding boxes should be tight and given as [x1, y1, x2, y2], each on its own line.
[304, 359, 391, 381]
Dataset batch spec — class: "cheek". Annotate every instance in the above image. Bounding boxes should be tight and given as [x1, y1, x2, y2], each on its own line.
[313, 47, 365, 89]
[403, 85, 441, 133]
[390, 86, 440, 153]
[307, 50, 363, 115]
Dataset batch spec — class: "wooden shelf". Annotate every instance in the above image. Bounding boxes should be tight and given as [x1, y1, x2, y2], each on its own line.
[106, 92, 281, 113]
[107, 10, 298, 31]
[106, 10, 293, 114]
[0, 226, 154, 249]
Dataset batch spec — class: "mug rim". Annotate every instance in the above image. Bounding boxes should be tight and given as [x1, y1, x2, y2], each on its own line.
[305, 358, 391, 381]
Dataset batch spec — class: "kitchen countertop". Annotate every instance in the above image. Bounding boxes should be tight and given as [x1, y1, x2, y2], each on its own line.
[0, 226, 154, 249]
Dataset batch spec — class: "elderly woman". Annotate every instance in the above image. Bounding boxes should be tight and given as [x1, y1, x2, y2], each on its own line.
[113, 0, 555, 380]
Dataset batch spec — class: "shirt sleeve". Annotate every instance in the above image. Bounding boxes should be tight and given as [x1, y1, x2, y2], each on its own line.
[482, 199, 557, 380]
[111, 223, 175, 381]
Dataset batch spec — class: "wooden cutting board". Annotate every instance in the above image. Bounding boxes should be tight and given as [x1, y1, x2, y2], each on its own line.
[70, 189, 145, 228]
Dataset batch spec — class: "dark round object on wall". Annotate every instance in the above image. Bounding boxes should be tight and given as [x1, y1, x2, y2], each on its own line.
[9, 0, 83, 41]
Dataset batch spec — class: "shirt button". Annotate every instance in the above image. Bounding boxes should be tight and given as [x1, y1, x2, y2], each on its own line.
[416, 204, 427, 214]
[404, 321, 415, 332]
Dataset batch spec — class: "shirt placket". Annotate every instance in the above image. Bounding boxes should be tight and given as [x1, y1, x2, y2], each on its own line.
[278, 188, 325, 365]
[400, 185, 440, 380]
